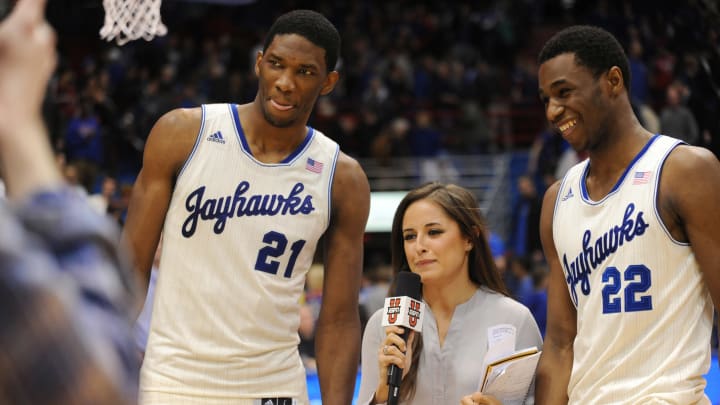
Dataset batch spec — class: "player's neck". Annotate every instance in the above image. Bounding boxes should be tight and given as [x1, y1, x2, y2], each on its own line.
[588, 115, 652, 175]
[238, 103, 310, 163]
[585, 123, 653, 199]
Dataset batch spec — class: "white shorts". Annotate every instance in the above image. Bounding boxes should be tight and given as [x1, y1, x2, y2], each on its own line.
[140, 391, 306, 405]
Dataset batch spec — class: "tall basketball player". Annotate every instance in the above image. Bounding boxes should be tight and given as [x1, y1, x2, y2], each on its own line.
[535, 26, 720, 404]
[122, 10, 370, 405]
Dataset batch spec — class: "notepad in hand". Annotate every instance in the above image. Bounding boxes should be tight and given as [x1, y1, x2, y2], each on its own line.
[479, 346, 541, 401]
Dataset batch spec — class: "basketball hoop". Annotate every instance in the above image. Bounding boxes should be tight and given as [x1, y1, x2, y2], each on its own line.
[99, 0, 168, 46]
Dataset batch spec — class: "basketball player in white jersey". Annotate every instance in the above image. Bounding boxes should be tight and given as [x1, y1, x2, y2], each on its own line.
[534, 26, 720, 404]
[122, 10, 370, 405]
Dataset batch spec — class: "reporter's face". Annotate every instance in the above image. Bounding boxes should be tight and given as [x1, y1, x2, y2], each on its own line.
[401, 199, 472, 286]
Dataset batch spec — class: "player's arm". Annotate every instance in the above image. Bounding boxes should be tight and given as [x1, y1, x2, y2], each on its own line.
[535, 181, 576, 405]
[121, 108, 200, 290]
[316, 152, 370, 404]
[662, 146, 720, 312]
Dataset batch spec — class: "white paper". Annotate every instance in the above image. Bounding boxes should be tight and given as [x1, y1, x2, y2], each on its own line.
[477, 324, 517, 390]
[485, 324, 516, 363]
[482, 351, 541, 400]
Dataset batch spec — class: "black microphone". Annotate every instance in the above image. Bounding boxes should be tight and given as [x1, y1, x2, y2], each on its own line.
[382, 271, 423, 405]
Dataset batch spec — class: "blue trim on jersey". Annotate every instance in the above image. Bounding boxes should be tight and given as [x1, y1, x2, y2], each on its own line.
[177, 105, 207, 179]
[230, 103, 250, 154]
[281, 127, 314, 164]
[553, 174, 572, 230]
[580, 134, 660, 204]
[326, 145, 340, 225]
[653, 137, 690, 246]
[552, 171, 579, 309]
[229, 103, 315, 167]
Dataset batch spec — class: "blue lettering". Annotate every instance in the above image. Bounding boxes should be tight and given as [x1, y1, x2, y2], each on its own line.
[181, 181, 316, 237]
[182, 186, 204, 237]
[562, 203, 650, 306]
[263, 195, 281, 215]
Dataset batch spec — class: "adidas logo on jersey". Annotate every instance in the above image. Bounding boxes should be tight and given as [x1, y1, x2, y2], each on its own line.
[259, 399, 294, 405]
[207, 131, 225, 144]
[561, 187, 574, 201]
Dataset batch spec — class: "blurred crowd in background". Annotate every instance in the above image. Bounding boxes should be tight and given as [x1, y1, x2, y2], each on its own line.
[9, 0, 718, 366]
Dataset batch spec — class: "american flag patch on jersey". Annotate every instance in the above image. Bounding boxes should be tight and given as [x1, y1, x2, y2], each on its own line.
[632, 171, 651, 185]
[305, 157, 324, 173]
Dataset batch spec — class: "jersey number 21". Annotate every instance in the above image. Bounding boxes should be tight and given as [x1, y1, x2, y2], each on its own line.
[254, 231, 306, 278]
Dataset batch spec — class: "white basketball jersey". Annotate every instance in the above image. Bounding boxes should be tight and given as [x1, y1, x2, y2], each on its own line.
[553, 135, 712, 404]
[140, 104, 339, 403]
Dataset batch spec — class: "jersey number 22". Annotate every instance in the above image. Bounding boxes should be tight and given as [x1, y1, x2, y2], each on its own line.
[601, 264, 653, 313]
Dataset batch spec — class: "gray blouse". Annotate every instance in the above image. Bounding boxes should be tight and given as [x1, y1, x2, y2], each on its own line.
[358, 287, 543, 405]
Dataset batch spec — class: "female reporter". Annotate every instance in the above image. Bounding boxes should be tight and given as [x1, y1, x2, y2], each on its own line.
[358, 183, 542, 405]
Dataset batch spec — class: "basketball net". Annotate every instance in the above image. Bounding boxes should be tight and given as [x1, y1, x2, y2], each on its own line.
[99, 0, 168, 46]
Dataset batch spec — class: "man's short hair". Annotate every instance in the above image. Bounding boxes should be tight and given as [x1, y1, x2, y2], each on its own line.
[538, 25, 631, 93]
[263, 10, 341, 72]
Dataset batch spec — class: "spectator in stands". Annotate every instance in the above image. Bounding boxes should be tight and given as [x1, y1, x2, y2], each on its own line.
[458, 101, 494, 154]
[508, 174, 543, 262]
[627, 38, 661, 134]
[64, 100, 103, 167]
[298, 303, 318, 372]
[360, 263, 393, 316]
[363, 75, 391, 115]
[62, 161, 88, 196]
[660, 83, 699, 145]
[528, 125, 568, 189]
[509, 256, 548, 337]
[408, 110, 443, 157]
[88, 174, 118, 214]
[677, 52, 720, 157]
[529, 266, 548, 337]
[509, 255, 534, 306]
[39, 1, 720, 186]
[0, 1, 139, 403]
[355, 108, 384, 158]
[371, 117, 411, 166]
[628, 38, 649, 107]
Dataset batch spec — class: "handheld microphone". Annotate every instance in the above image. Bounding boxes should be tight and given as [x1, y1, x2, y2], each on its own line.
[381, 271, 423, 405]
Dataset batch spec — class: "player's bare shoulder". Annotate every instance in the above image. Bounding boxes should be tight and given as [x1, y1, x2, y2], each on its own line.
[661, 144, 720, 198]
[664, 144, 720, 176]
[331, 152, 370, 217]
[333, 152, 370, 194]
[148, 107, 202, 151]
[540, 180, 562, 222]
[659, 144, 720, 233]
[539, 180, 562, 246]
[144, 107, 203, 174]
[542, 180, 562, 207]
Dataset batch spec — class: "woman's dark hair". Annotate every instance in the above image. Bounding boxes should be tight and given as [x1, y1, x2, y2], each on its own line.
[388, 182, 509, 401]
[263, 9, 340, 72]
